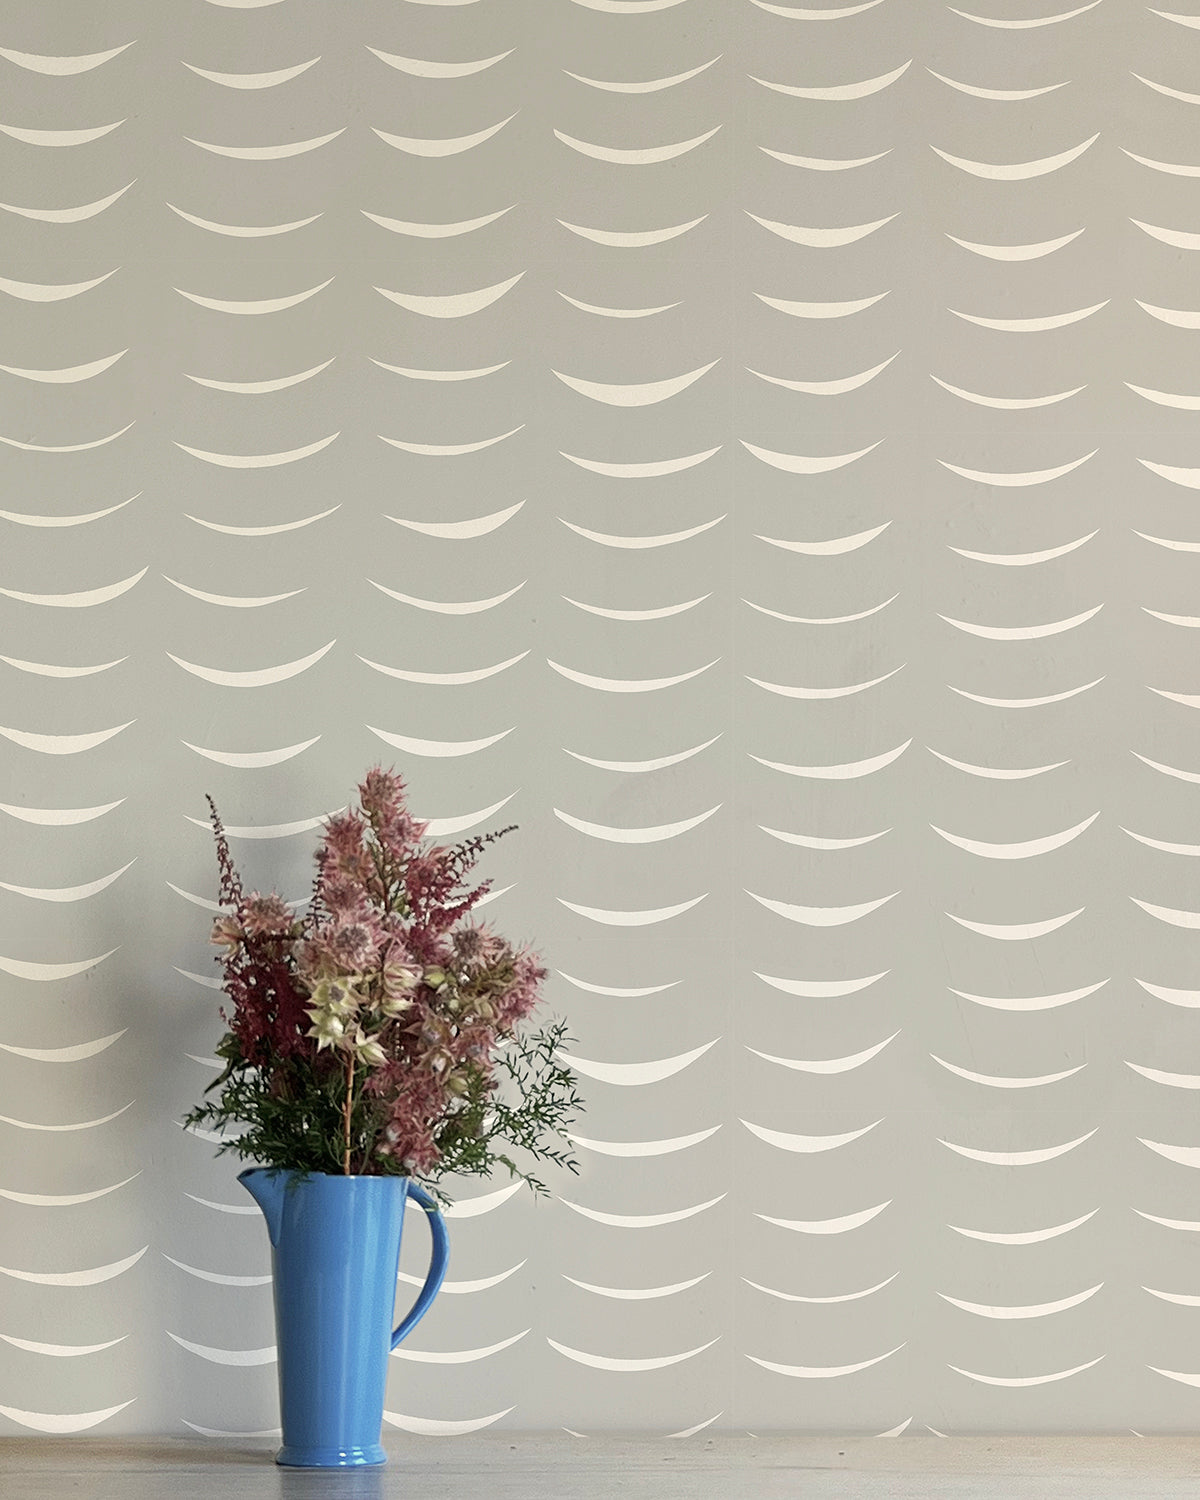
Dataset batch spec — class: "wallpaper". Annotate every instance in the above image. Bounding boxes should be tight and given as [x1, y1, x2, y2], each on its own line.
[2, 0, 1200, 1442]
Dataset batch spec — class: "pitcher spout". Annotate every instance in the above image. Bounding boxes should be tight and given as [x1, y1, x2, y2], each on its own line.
[239, 1167, 287, 1247]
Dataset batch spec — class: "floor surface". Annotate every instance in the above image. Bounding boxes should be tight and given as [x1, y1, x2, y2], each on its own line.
[4, 1435, 1200, 1499]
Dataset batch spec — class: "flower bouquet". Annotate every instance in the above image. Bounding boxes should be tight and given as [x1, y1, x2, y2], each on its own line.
[184, 764, 583, 1206]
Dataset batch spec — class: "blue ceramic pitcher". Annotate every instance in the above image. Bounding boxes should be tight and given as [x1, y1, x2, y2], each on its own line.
[239, 1167, 450, 1468]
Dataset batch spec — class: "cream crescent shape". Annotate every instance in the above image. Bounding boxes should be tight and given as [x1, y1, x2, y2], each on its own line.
[743, 1274, 899, 1304]
[372, 115, 517, 157]
[951, 302, 1107, 331]
[167, 1334, 275, 1366]
[751, 60, 910, 99]
[1127, 1062, 1200, 1088]
[948, 1358, 1104, 1386]
[166, 640, 335, 686]
[562, 735, 721, 773]
[927, 68, 1068, 100]
[759, 147, 891, 169]
[187, 506, 338, 536]
[556, 972, 680, 996]
[392, 1331, 529, 1363]
[748, 356, 898, 394]
[756, 292, 888, 318]
[562, 518, 725, 551]
[741, 1119, 883, 1152]
[0, 861, 134, 902]
[930, 1056, 1084, 1088]
[746, 666, 902, 698]
[366, 726, 513, 757]
[174, 433, 338, 467]
[547, 1338, 719, 1371]
[182, 58, 319, 88]
[0, 120, 124, 146]
[948, 678, 1103, 708]
[949, 981, 1107, 1011]
[162, 577, 302, 607]
[0, 351, 126, 383]
[746, 891, 897, 925]
[749, 739, 911, 779]
[553, 126, 721, 163]
[746, 211, 897, 246]
[174, 280, 333, 315]
[1132, 898, 1200, 929]
[557, 215, 706, 246]
[948, 0, 1101, 24]
[565, 58, 720, 92]
[0, 1031, 124, 1062]
[559, 1194, 724, 1227]
[0, 42, 134, 74]
[0, 723, 132, 755]
[162, 1257, 270, 1287]
[553, 805, 720, 842]
[435, 1182, 525, 1219]
[928, 748, 1068, 778]
[1125, 153, 1200, 177]
[0, 1246, 146, 1285]
[1141, 1139, 1200, 1167]
[572, 0, 689, 8]
[375, 274, 523, 318]
[560, 446, 720, 477]
[931, 134, 1097, 179]
[0, 1402, 136, 1433]
[563, 1274, 710, 1298]
[168, 205, 321, 238]
[751, 0, 884, 12]
[1132, 219, 1200, 248]
[939, 1130, 1096, 1165]
[0, 183, 134, 222]
[939, 604, 1103, 639]
[931, 375, 1083, 409]
[420, 797, 519, 837]
[383, 1410, 514, 1436]
[357, 648, 527, 680]
[937, 452, 1096, 485]
[365, 47, 513, 78]
[566, 1127, 719, 1157]
[0, 425, 133, 458]
[1136, 302, 1200, 328]
[185, 129, 344, 159]
[557, 292, 679, 317]
[556, 896, 708, 926]
[740, 439, 880, 473]
[0, 800, 123, 824]
[950, 533, 1096, 565]
[563, 592, 710, 620]
[759, 828, 889, 848]
[949, 1211, 1097, 1244]
[547, 658, 718, 691]
[368, 581, 524, 613]
[0, 1174, 135, 1205]
[1123, 828, 1200, 855]
[0, 271, 119, 303]
[1126, 384, 1200, 409]
[1, 656, 125, 678]
[552, 360, 718, 405]
[372, 361, 509, 381]
[747, 1035, 899, 1074]
[745, 1346, 905, 1378]
[396, 1262, 526, 1294]
[946, 909, 1083, 939]
[756, 1202, 891, 1234]
[1133, 72, 1200, 104]
[1133, 751, 1200, 784]
[743, 594, 897, 624]
[756, 972, 889, 997]
[946, 229, 1084, 259]
[363, 207, 514, 237]
[185, 360, 334, 393]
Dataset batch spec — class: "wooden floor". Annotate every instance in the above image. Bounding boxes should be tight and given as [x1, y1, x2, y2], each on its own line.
[3, 1435, 1200, 1499]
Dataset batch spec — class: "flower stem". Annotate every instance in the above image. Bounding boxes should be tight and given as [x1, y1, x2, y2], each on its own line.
[342, 1051, 354, 1174]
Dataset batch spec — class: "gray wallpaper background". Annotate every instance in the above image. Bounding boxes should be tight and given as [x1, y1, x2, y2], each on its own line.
[3, 0, 1200, 1440]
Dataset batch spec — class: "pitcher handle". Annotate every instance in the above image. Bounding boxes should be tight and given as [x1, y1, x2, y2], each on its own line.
[392, 1179, 450, 1350]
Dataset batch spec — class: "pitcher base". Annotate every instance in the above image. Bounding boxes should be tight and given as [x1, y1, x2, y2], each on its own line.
[276, 1443, 387, 1468]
